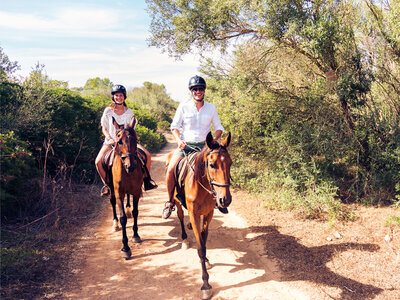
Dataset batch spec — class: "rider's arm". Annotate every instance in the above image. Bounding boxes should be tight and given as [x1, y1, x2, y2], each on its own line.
[211, 106, 224, 141]
[101, 108, 115, 144]
[170, 104, 187, 149]
[172, 129, 187, 149]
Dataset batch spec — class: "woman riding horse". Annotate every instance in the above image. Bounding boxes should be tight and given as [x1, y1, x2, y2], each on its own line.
[95, 84, 157, 195]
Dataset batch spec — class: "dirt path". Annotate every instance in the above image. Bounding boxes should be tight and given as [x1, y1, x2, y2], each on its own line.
[61, 135, 321, 300]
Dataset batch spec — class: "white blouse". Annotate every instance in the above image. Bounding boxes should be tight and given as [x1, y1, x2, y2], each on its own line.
[100, 107, 135, 144]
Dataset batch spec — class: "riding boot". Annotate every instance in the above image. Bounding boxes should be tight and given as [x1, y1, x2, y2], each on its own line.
[144, 176, 158, 191]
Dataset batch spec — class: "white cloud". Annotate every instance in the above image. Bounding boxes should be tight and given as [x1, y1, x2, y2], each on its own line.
[0, 9, 144, 39]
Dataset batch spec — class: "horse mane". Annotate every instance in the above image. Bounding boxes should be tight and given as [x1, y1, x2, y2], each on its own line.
[125, 126, 137, 138]
[193, 141, 221, 182]
[193, 147, 208, 182]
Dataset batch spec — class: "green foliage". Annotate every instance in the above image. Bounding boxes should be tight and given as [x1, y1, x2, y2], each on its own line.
[136, 125, 166, 152]
[0, 131, 40, 219]
[128, 81, 177, 123]
[158, 120, 171, 131]
[131, 105, 158, 131]
[148, 0, 400, 214]
[0, 46, 20, 81]
[385, 214, 400, 227]
[1, 246, 42, 284]
[84, 77, 113, 90]
[78, 77, 113, 101]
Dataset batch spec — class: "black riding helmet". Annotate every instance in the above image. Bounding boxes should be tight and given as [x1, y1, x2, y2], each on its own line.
[111, 84, 127, 100]
[188, 75, 206, 90]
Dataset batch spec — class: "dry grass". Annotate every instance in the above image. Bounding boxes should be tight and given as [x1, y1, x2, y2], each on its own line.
[1, 184, 105, 300]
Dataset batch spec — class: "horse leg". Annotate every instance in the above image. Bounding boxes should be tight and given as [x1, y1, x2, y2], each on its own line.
[116, 192, 131, 259]
[110, 194, 120, 232]
[131, 195, 141, 243]
[202, 211, 214, 270]
[125, 194, 133, 218]
[176, 202, 188, 249]
[188, 211, 212, 299]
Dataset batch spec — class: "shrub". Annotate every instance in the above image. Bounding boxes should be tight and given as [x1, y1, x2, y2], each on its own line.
[0, 131, 40, 220]
[135, 125, 166, 152]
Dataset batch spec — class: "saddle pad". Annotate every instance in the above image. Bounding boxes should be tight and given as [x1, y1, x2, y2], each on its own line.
[101, 147, 146, 185]
[101, 148, 116, 186]
[175, 151, 198, 190]
[137, 147, 147, 167]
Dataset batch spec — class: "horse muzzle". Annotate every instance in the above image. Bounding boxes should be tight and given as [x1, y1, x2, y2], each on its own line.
[127, 161, 137, 173]
[120, 153, 137, 173]
[216, 190, 232, 208]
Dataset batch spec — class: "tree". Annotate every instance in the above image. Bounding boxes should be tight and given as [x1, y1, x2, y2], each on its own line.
[83, 77, 113, 89]
[128, 81, 178, 123]
[147, 0, 400, 204]
[0, 46, 20, 81]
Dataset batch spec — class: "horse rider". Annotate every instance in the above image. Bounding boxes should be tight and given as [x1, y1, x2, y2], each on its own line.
[95, 84, 157, 196]
[162, 75, 227, 219]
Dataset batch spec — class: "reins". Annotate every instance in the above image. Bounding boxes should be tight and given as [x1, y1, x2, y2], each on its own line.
[184, 144, 231, 197]
[115, 129, 138, 170]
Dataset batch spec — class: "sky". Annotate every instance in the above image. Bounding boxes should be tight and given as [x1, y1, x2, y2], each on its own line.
[0, 0, 205, 102]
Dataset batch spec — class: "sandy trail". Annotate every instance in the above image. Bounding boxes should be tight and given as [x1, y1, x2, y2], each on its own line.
[62, 135, 316, 300]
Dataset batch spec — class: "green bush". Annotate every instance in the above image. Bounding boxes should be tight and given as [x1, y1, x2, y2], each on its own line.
[0, 131, 40, 220]
[136, 125, 166, 152]
[158, 120, 171, 131]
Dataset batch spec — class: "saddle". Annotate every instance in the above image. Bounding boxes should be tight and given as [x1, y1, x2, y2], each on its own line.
[101, 147, 147, 186]
[174, 151, 199, 209]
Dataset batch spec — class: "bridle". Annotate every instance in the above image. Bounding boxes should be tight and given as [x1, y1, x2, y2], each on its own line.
[115, 128, 138, 172]
[186, 144, 231, 197]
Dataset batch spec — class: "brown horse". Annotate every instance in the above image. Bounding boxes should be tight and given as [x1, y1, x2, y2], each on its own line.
[109, 116, 144, 258]
[169, 132, 232, 299]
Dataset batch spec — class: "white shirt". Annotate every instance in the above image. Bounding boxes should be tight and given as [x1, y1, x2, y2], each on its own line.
[170, 100, 224, 143]
[101, 107, 135, 144]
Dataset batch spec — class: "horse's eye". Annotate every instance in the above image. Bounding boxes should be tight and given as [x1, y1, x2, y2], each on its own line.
[209, 163, 217, 169]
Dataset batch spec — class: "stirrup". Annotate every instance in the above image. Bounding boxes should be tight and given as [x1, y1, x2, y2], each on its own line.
[144, 178, 158, 191]
[100, 185, 110, 196]
[162, 202, 175, 219]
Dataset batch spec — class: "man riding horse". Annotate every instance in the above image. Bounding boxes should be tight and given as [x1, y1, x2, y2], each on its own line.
[163, 75, 227, 219]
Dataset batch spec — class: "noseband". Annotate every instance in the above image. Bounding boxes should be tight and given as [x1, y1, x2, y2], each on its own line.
[204, 147, 231, 197]
[116, 129, 138, 171]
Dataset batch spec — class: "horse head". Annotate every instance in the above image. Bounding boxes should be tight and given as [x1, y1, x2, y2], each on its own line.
[113, 116, 138, 174]
[205, 132, 232, 209]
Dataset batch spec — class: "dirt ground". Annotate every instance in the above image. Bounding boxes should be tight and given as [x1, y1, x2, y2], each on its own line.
[59, 134, 400, 300]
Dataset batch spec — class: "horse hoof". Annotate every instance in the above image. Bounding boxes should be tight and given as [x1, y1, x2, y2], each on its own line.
[182, 239, 189, 249]
[112, 220, 120, 232]
[132, 236, 142, 243]
[122, 249, 131, 259]
[125, 208, 132, 218]
[201, 288, 213, 300]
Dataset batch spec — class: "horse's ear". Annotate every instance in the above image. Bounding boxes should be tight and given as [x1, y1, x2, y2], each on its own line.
[129, 117, 137, 129]
[221, 132, 231, 148]
[112, 116, 119, 129]
[112, 116, 123, 130]
[206, 132, 214, 149]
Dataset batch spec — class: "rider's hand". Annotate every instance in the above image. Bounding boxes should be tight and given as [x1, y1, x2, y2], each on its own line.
[178, 139, 187, 150]
[107, 137, 115, 145]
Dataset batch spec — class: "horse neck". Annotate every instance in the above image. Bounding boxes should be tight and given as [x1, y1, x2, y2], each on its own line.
[193, 150, 208, 183]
